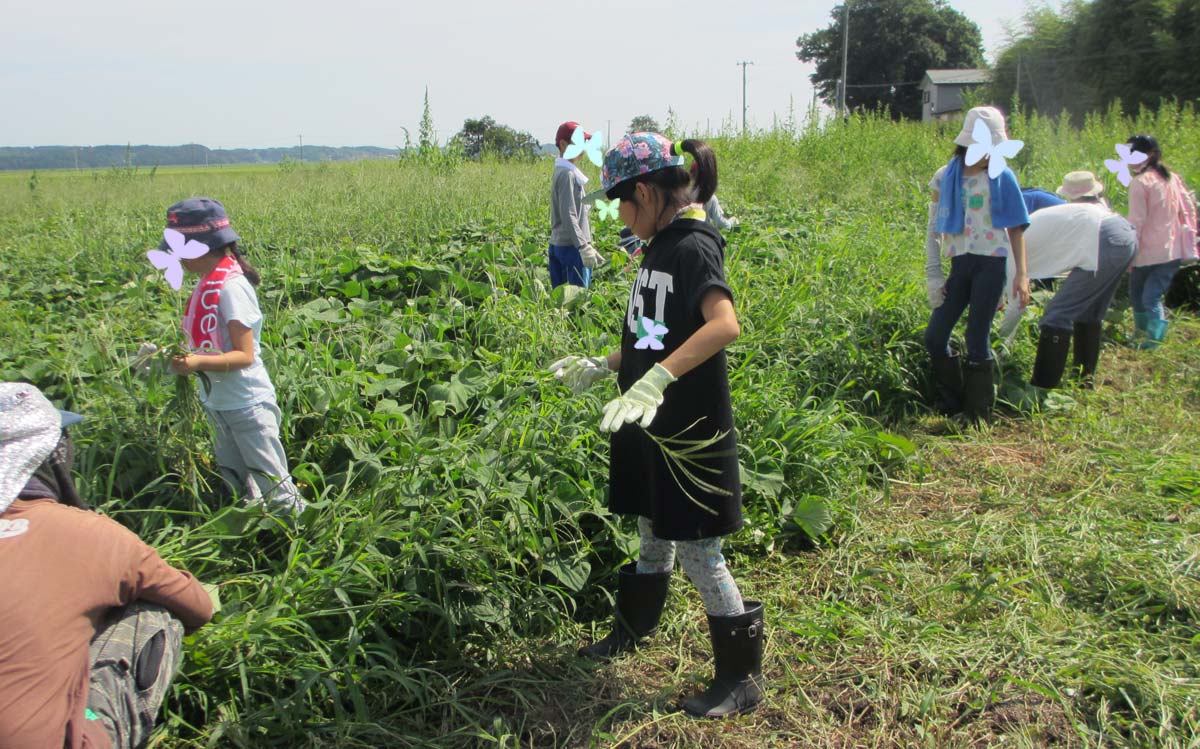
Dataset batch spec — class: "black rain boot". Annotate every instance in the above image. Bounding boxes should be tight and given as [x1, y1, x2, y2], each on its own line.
[1030, 326, 1071, 390]
[681, 601, 766, 719]
[578, 562, 671, 659]
[930, 354, 964, 415]
[1072, 321, 1102, 389]
[961, 358, 995, 424]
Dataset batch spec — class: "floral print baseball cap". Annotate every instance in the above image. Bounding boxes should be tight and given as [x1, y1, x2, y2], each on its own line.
[594, 132, 684, 199]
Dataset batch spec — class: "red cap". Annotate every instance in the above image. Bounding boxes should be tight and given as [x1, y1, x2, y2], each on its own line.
[556, 121, 591, 146]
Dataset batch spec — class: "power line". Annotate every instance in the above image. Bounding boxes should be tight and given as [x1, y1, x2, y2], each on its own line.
[844, 80, 922, 89]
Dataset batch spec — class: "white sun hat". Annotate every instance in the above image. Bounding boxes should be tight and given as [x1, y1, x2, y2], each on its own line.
[0, 383, 69, 513]
[954, 106, 1010, 148]
[1056, 171, 1106, 199]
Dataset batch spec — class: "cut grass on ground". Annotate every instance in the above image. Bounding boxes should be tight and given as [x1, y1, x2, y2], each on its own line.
[426, 319, 1199, 749]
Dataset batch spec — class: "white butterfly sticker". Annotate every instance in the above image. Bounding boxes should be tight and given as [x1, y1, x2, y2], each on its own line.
[146, 229, 210, 290]
[634, 316, 668, 350]
[596, 198, 620, 221]
[0, 518, 30, 540]
[563, 126, 604, 167]
[1104, 144, 1149, 187]
[965, 118, 1024, 179]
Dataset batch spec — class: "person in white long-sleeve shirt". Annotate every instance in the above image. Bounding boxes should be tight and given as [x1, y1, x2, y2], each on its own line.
[998, 171, 1137, 389]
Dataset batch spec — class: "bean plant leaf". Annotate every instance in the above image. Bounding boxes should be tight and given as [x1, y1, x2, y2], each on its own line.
[543, 556, 590, 592]
[788, 496, 833, 539]
[740, 465, 785, 499]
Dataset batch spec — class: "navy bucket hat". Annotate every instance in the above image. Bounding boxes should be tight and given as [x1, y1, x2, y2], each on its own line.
[158, 197, 240, 252]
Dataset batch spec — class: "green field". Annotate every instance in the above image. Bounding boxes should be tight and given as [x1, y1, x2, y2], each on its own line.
[1, 107, 1197, 747]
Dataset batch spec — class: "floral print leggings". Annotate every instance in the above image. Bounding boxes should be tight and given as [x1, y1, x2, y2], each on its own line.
[635, 517, 745, 616]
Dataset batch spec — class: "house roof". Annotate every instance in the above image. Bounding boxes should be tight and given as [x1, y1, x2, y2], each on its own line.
[924, 69, 993, 86]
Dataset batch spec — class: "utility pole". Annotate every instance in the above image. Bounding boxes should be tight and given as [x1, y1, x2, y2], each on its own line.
[737, 60, 754, 134]
[839, 1, 850, 117]
[298, 134, 304, 163]
[73, 147, 79, 171]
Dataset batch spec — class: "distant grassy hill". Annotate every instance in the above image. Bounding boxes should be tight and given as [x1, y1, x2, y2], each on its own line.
[0, 144, 400, 171]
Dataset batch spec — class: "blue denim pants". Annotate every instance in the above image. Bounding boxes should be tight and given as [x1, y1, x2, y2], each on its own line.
[925, 253, 1007, 362]
[548, 244, 592, 288]
[1129, 260, 1181, 320]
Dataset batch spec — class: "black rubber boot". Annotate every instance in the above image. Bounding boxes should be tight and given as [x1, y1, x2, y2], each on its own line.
[930, 354, 963, 415]
[1073, 321, 1102, 388]
[578, 562, 671, 659]
[681, 601, 766, 719]
[1030, 326, 1071, 389]
[961, 358, 995, 423]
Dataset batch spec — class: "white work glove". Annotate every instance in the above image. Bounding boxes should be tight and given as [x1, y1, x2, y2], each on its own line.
[927, 280, 946, 309]
[727, 216, 740, 229]
[130, 342, 160, 374]
[600, 363, 676, 432]
[579, 243, 607, 269]
[924, 202, 946, 309]
[548, 355, 612, 394]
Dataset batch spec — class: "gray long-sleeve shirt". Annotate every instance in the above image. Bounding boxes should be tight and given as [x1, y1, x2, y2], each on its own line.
[550, 161, 592, 248]
[703, 194, 734, 230]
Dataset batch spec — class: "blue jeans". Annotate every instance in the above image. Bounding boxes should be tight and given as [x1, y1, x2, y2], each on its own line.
[1129, 260, 1181, 320]
[925, 253, 1007, 362]
[548, 244, 591, 288]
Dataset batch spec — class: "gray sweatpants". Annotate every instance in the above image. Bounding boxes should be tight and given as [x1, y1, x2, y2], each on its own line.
[87, 603, 184, 749]
[1041, 216, 1138, 331]
[205, 399, 305, 513]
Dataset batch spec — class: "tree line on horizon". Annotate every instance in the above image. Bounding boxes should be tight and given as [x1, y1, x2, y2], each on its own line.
[0, 144, 398, 172]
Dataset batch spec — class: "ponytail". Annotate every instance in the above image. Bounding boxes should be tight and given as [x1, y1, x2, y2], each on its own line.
[226, 242, 261, 286]
[679, 138, 718, 205]
[1148, 156, 1171, 182]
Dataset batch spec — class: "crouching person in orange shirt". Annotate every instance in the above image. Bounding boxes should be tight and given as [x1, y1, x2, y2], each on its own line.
[0, 382, 214, 749]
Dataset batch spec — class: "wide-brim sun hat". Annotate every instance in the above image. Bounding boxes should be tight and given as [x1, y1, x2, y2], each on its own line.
[1057, 171, 1105, 199]
[158, 197, 240, 252]
[0, 382, 70, 513]
[584, 132, 684, 204]
[954, 106, 1009, 148]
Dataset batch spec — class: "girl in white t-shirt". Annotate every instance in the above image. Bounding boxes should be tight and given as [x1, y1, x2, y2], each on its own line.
[158, 198, 304, 515]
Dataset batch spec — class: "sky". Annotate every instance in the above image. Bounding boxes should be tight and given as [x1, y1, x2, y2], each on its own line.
[0, 0, 1056, 149]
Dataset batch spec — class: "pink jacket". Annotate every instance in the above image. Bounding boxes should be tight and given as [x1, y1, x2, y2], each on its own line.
[1128, 169, 1197, 267]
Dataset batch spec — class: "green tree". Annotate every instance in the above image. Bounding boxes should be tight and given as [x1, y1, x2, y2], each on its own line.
[990, 0, 1199, 118]
[628, 115, 661, 133]
[988, 4, 1085, 116]
[795, 0, 984, 120]
[451, 116, 540, 160]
